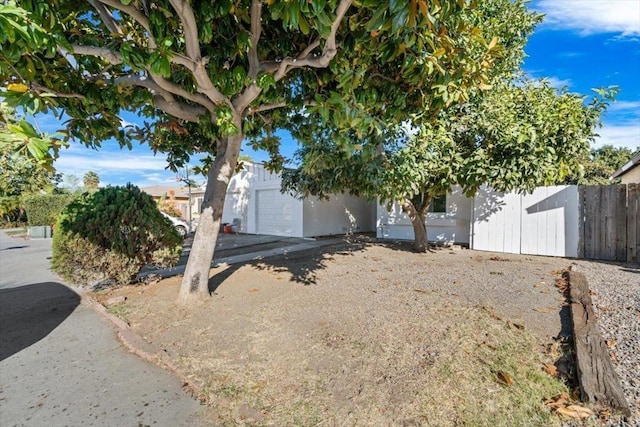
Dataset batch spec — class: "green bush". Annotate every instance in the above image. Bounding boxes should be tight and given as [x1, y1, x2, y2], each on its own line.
[52, 231, 141, 286]
[51, 184, 182, 287]
[0, 196, 25, 226]
[23, 194, 74, 227]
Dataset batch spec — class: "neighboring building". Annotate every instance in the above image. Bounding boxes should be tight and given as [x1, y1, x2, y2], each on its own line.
[611, 152, 640, 184]
[376, 186, 473, 245]
[141, 185, 203, 221]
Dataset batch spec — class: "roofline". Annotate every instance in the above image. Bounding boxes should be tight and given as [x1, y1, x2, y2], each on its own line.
[611, 152, 640, 179]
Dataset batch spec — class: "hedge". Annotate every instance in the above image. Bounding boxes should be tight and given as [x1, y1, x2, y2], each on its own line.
[23, 194, 74, 227]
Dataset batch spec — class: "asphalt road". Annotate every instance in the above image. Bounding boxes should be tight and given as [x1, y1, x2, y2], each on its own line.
[0, 231, 205, 427]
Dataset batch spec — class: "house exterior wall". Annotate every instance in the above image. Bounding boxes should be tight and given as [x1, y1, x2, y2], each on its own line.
[217, 163, 373, 238]
[620, 165, 640, 184]
[376, 187, 473, 244]
[221, 167, 252, 232]
[302, 194, 375, 237]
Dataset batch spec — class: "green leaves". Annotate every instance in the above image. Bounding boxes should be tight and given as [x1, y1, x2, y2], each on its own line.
[149, 52, 171, 78]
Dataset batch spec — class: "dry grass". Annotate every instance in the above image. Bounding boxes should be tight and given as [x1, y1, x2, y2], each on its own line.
[93, 243, 574, 426]
[179, 305, 567, 427]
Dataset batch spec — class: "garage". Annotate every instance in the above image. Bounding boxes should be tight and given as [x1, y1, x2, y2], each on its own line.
[255, 189, 298, 237]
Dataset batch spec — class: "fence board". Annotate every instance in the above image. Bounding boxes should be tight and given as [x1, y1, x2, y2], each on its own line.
[474, 185, 636, 262]
[615, 185, 627, 261]
[628, 184, 639, 263]
[580, 185, 632, 262]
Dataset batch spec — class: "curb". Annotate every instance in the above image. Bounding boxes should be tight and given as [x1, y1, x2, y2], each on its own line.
[81, 294, 205, 402]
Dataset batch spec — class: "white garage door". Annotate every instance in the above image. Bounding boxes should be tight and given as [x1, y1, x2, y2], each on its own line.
[256, 189, 296, 236]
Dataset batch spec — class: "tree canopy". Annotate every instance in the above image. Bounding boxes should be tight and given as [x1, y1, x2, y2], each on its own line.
[561, 144, 639, 185]
[83, 171, 100, 192]
[1, 0, 542, 301]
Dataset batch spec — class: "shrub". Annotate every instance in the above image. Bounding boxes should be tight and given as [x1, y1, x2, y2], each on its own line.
[51, 184, 182, 287]
[23, 194, 74, 227]
[150, 245, 183, 268]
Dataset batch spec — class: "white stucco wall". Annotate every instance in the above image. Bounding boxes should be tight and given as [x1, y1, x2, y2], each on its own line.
[302, 194, 375, 237]
[219, 163, 376, 238]
[376, 187, 473, 244]
[221, 168, 252, 232]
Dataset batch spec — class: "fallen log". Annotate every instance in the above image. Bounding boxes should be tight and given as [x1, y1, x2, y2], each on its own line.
[567, 270, 631, 417]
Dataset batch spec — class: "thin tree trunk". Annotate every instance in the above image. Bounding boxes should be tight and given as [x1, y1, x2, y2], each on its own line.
[177, 129, 243, 305]
[402, 199, 430, 252]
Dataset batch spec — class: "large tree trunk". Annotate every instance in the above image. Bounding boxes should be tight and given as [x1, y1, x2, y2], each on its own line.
[402, 200, 430, 252]
[177, 130, 243, 305]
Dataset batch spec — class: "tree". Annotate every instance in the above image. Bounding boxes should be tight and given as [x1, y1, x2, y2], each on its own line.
[2, 0, 507, 304]
[63, 174, 81, 193]
[83, 171, 100, 192]
[283, 81, 613, 251]
[0, 103, 63, 223]
[561, 145, 638, 185]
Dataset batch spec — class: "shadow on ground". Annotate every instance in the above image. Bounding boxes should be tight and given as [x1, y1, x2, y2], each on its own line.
[208, 237, 372, 292]
[0, 282, 80, 361]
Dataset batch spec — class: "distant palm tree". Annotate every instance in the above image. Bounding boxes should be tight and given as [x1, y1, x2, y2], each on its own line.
[83, 171, 100, 192]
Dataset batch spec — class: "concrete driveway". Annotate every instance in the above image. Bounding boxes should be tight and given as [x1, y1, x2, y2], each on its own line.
[0, 231, 205, 427]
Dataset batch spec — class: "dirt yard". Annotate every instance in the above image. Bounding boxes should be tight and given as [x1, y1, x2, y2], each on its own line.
[93, 238, 579, 426]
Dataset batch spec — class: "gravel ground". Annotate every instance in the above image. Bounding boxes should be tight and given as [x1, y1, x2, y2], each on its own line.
[572, 260, 640, 426]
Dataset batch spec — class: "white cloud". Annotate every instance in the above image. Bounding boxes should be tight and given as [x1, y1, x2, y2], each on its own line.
[546, 76, 573, 89]
[55, 153, 169, 173]
[524, 72, 573, 89]
[593, 122, 640, 150]
[535, 0, 640, 37]
[52, 144, 178, 187]
[607, 100, 640, 113]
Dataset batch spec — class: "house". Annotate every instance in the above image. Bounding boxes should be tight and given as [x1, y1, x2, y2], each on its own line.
[611, 152, 640, 184]
[193, 162, 376, 238]
[141, 185, 203, 221]
[376, 186, 473, 246]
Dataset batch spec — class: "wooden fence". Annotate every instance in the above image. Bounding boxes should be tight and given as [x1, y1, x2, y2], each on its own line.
[472, 184, 639, 263]
[579, 184, 639, 262]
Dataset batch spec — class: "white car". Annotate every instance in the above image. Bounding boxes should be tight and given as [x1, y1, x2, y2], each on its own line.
[161, 212, 191, 237]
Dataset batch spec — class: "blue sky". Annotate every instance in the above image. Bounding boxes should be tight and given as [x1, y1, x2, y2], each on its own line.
[43, 0, 640, 187]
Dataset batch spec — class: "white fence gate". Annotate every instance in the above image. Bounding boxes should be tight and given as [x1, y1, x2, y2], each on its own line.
[471, 186, 580, 257]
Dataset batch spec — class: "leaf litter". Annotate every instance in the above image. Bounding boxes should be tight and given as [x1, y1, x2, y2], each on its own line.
[91, 243, 588, 426]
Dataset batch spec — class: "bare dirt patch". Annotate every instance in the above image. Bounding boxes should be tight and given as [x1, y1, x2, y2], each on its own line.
[93, 240, 576, 426]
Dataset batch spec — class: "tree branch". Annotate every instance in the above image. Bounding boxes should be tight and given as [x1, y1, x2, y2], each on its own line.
[71, 44, 123, 65]
[149, 74, 216, 113]
[115, 74, 169, 98]
[168, 0, 201, 60]
[270, 0, 352, 81]
[248, 99, 318, 114]
[299, 39, 321, 60]
[115, 74, 210, 123]
[248, 0, 262, 79]
[232, 84, 262, 115]
[87, 0, 121, 34]
[98, 0, 228, 113]
[30, 83, 85, 99]
[154, 96, 206, 123]
[97, 0, 152, 35]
